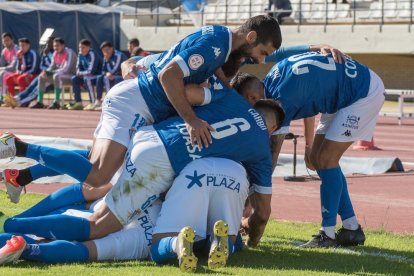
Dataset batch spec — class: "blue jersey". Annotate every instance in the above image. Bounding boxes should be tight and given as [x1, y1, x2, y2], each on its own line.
[77, 49, 102, 76]
[139, 25, 232, 122]
[263, 52, 371, 127]
[102, 50, 127, 76]
[17, 49, 39, 74]
[154, 90, 272, 195]
[40, 52, 53, 71]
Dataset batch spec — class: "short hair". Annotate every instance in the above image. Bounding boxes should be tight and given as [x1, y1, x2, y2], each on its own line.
[18, 37, 30, 44]
[254, 99, 285, 131]
[53, 37, 65, 45]
[100, 41, 113, 49]
[240, 15, 282, 50]
[128, 38, 140, 47]
[79, 39, 91, 47]
[230, 72, 261, 95]
[131, 47, 144, 56]
[2, 32, 12, 39]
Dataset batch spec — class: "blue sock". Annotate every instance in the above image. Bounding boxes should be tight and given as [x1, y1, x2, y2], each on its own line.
[150, 237, 177, 264]
[317, 167, 343, 227]
[4, 214, 90, 241]
[22, 240, 89, 264]
[15, 183, 85, 218]
[207, 236, 236, 256]
[228, 238, 234, 256]
[0, 233, 36, 247]
[338, 170, 356, 220]
[29, 149, 89, 181]
[233, 232, 243, 253]
[26, 144, 92, 183]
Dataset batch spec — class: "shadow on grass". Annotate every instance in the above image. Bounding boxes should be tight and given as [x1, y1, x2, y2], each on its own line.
[227, 242, 414, 274]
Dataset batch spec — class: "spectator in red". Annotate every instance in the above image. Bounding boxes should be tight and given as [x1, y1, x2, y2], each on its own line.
[5, 38, 39, 96]
[0, 32, 18, 104]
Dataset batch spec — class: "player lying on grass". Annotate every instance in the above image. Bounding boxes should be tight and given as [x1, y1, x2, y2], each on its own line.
[150, 158, 249, 272]
[235, 52, 385, 248]
[0, 89, 284, 252]
[0, 183, 161, 264]
[0, 16, 282, 202]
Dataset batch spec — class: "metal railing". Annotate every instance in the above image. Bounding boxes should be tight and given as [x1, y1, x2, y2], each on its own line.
[124, 0, 413, 32]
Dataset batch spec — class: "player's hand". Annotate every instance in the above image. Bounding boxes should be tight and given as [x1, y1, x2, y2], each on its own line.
[311, 44, 350, 64]
[122, 61, 146, 80]
[304, 146, 316, 170]
[40, 71, 47, 79]
[186, 117, 214, 149]
[240, 217, 250, 236]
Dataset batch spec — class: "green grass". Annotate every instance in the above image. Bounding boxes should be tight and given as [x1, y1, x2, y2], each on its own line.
[0, 193, 413, 275]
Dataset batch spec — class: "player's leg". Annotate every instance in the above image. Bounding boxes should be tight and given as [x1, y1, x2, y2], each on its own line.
[4, 73, 17, 96]
[95, 74, 105, 104]
[16, 77, 40, 107]
[16, 73, 32, 92]
[71, 75, 84, 109]
[206, 158, 249, 269]
[84, 76, 98, 110]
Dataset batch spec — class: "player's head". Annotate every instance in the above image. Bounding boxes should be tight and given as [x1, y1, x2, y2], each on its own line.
[44, 36, 55, 54]
[53, 37, 65, 53]
[132, 47, 144, 57]
[100, 41, 114, 60]
[18, 38, 30, 53]
[1, 32, 13, 48]
[79, 39, 91, 56]
[128, 38, 140, 54]
[231, 72, 264, 106]
[254, 99, 285, 134]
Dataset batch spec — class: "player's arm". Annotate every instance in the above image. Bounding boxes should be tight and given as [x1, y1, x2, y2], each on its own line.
[304, 116, 316, 170]
[214, 68, 231, 88]
[270, 134, 286, 171]
[242, 192, 271, 248]
[310, 44, 348, 63]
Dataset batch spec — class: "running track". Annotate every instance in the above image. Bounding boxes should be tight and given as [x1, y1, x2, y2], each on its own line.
[1, 108, 413, 234]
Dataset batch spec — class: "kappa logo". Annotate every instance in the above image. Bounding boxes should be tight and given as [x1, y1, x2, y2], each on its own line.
[188, 54, 204, 70]
[321, 206, 329, 213]
[39, 154, 45, 166]
[212, 47, 221, 58]
[342, 130, 352, 137]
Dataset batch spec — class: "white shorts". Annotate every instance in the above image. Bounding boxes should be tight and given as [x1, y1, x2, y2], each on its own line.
[153, 158, 249, 239]
[94, 79, 154, 148]
[316, 69, 385, 142]
[63, 200, 162, 261]
[105, 126, 175, 225]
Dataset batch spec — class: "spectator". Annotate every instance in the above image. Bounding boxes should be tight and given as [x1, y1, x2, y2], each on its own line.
[127, 38, 139, 57]
[268, 0, 292, 25]
[0, 32, 18, 105]
[4, 38, 39, 97]
[92, 41, 127, 111]
[3, 36, 55, 108]
[131, 47, 151, 57]
[67, 39, 102, 110]
[31, 37, 77, 109]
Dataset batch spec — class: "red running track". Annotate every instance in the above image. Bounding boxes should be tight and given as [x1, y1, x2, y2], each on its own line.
[0, 108, 413, 233]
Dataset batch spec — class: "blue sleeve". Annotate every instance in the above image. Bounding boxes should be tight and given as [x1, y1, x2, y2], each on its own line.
[243, 155, 273, 195]
[265, 45, 310, 63]
[174, 38, 226, 77]
[130, 56, 143, 63]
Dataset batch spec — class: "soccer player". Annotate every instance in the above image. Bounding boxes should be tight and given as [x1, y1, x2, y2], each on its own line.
[150, 158, 249, 272]
[68, 39, 102, 110]
[0, 32, 18, 105]
[4, 38, 39, 97]
[0, 16, 282, 196]
[245, 52, 385, 247]
[127, 38, 140, 57]
[0, 91, 284, 250]
[0, 183, 161, 264]
[32, 37, 77, 109]
[3, 37, 55, 108]
[92, 41, 127, 111]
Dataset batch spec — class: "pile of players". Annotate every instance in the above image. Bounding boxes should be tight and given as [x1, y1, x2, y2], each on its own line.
[0, 15, 383, 272]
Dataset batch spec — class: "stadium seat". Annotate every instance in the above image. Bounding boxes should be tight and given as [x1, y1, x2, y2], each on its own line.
[384, 2, 397, 18]
[369, 2, 383, 19]
[204, 5, 216, 23]
[311, 4, 325, 20]
[397, 2, 412, 18]
[336, 4, 350, 18]
[227, 5, 239, 21]
[327, 3, 337, 19]
[215, 5, 226, 22]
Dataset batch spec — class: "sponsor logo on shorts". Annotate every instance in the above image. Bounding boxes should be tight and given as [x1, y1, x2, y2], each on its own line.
[188, 54, 204, 70]
[342, 115, 360, 130]
[137, 213, 154, 246]
[342, 130, 352, 137]
[186, 170, 241, 193]
[125, 152, 137, 178]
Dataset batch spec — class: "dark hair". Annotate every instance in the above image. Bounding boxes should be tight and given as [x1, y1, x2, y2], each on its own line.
[79, 39, 91, 47]
[53, 37, 65, 45]
[2, 32, 12, 39]
[18, 37, 30, 44]
[230, 72, 261, 95]
[44, 36, 55, 54]
[131, 47, 144, 56]
[100, 41, 113, 49]
[254, 99, 285, 131]
[240, 15, 282, 50]
[128, 38, 140, 47]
